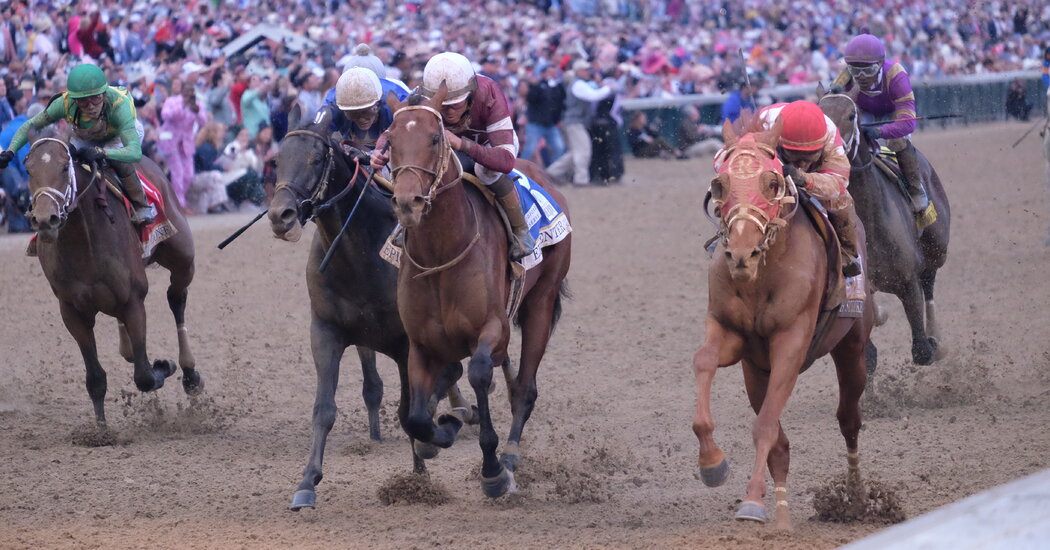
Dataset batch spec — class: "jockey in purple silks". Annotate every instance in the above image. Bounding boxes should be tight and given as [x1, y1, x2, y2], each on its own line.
[833, 34, 929, 213]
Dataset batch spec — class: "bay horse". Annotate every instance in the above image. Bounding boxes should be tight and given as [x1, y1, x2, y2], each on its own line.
[692, 116, 875, 528]
[385, 85, 571, 498]
[25, 138, 200, 426]
[267, 105, 478, 510]
[817, 84, 950, 365]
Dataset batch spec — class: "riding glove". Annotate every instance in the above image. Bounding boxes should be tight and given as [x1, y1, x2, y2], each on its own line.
[78, 146, 107, 162]
[0, 150, 13, 169]
[861, 126, 881, 144]
[782, 164, 806, 188]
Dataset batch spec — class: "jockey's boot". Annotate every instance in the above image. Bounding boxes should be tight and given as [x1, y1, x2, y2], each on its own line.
[491, 174, 536, 261]
[895, 143, 929, 214]
[113, 161, 156, 225]
[828, 203, 862, 278]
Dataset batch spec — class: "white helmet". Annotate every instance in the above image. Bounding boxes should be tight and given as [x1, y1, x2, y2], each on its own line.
[422, 52, 477, 105]
[335, 67, 383, 111]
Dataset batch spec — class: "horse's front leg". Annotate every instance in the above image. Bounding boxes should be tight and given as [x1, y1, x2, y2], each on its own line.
[738, 325, 807, 524]
[692, 317, 743, 488]
[404, 345, 464, 455]
[740, 360, 792, 530]
[469, 319, 514, 498]
[122, 300, 175, 393]
[59, 302, 107, 425]
[289, 318, 347, 511]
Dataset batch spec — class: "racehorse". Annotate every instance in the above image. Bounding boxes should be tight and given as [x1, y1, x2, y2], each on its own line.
[267, 105, 478, 510]
[692, 116, 875, 528]
[25, 138, 200, 426]
[385, 85, 571, 498]
[817, 84, 950, 365]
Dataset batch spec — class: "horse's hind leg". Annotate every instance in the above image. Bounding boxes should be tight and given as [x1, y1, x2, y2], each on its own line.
[290, 318, 348, 511]
[740, 360, 792, 529]
[356, 346, 383, 441]
[899, 280, 936, 365]
[155, 242, 201, 393]
[499, 291, 558, 473]
[59, 302, 107, 425]
[831, 329, 868, 488]
[919, 270, 942, 343]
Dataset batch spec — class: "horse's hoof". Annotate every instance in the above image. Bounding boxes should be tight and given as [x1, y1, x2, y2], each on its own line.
[699, 458, 730, 487]
[499, 452, 520, 473]
[414, 440, 440, 460]
[182, 369, 204, 396]
[928, 337, 944, 361]
[481, 466, 516, 499]
[464, 405, 480, 426]
[735, 500, 768, 523]
[912, 340, 935, 365]
[289, 489, 316, 511]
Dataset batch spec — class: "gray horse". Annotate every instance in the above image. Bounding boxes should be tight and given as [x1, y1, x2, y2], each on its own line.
[818, 84, 950, 365]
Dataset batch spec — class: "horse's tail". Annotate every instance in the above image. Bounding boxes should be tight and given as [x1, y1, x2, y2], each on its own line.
[514, 279, 571, 337]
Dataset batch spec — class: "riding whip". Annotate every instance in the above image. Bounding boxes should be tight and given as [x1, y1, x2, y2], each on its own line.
[319, 142, 389, 273]
[1011, 117, 1045, 148]
[216, 209, 268, 249]
[860, 114, 962, 127]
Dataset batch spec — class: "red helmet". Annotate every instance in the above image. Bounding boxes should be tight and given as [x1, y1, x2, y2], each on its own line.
[778, 101, 827, 151]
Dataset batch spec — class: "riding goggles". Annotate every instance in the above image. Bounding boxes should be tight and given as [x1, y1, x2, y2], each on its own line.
[847, 63, 881, 79]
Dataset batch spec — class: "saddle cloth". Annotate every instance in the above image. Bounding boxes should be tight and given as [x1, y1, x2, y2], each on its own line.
[874, 147, 938, 230]
[379, 168, 571, 318]
[27, 168, 177, 259]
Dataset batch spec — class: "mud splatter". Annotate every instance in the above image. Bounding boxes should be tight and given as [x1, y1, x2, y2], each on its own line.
[377, 473, 450, 506]
[69, 423, 126, 447]
[119, 390, 234, 436]
[811, 473, 906, 524]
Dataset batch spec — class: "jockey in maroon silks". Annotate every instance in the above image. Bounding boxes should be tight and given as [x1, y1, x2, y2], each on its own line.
[833, 33, 929, 213]
[372, 52, 534, 260]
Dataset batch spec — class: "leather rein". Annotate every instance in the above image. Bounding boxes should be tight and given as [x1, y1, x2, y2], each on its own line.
[390, 104, 479, 279]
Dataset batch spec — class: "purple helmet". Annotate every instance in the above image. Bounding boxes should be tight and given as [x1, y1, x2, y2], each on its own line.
[843, 34, 885, 64]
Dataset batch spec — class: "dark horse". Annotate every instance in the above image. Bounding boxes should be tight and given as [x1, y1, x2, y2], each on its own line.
[817, 84, 950, 365]
[267, 105, 477, 510]
[692, 118, 875, 528]
[386, 86, 571, 498]
[25, 138, 201, 425]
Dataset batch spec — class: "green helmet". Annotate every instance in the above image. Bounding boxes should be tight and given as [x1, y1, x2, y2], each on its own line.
[67, 64, 108, 99]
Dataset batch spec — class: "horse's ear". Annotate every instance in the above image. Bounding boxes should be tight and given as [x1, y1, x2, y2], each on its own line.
[721, 118, 738, 146]
[759, 115, 784, 147]
[289, 103, 302, 130]
[815, 82, 826, 100]
[315, 106, 332, 128]
[429, 79, 449, 107]
[385, 90, 403, 115]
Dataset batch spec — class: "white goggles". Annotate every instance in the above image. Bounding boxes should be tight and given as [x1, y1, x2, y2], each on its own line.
[847, 63, 881, 79]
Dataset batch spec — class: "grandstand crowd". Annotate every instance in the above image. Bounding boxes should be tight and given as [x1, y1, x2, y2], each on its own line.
[0, 0, 1048, 228]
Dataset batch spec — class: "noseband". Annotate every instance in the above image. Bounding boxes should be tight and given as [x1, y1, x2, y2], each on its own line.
[389, 104, 460, 209]
[28, 138, 85, 225]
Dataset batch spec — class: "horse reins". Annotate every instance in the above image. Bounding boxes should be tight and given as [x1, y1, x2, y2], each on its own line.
[390, 103, 480, 278]
[821, 93, 875, 172]
[275, 129, 343, 224]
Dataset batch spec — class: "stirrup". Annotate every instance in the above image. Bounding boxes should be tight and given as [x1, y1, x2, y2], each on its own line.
[131, 205, 157, 225]
[509, 231, 536, 261]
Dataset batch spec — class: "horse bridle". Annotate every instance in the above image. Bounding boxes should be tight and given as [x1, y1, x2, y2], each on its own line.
[28, 138, 89, 225]
[389, 104, 461, 210]
[274, 129, 347, 224]
[706, 140, 798, 254]
[820, 93, 875, 172]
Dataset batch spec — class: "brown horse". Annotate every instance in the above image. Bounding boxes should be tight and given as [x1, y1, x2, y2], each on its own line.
[25, 138, 200, 425]
[817, 85, 950, 364]
[692, 118, 875, 528]
[385, 86, 571, 498]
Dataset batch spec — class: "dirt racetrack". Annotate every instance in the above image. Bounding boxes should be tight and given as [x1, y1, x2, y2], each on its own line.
[1, 122, 1049, 549]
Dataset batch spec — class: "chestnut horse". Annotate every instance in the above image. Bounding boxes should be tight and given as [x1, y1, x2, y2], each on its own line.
[385, 86, 571, 498]
[25, 138, 200, 425]
[692, 118, 875, 528]
[267, 106, 477, 510]
[817, 85, 950, 364]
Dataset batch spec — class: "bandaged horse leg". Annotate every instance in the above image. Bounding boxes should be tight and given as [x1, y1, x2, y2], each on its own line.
[888, 138, 929, 213]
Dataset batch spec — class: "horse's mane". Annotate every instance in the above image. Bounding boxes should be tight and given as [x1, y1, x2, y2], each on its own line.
[728, 109, 766, 137]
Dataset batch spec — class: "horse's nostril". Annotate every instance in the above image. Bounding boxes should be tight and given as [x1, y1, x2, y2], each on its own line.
[279, 208, 296, 224]
[412, 196, 425, 207]
[724, 251, 732, 260]
[48, 215, 61, 228]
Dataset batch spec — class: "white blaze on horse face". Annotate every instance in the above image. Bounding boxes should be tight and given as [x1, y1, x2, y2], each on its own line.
[406, 120, 417, 132]
[41, 152, 51, 164]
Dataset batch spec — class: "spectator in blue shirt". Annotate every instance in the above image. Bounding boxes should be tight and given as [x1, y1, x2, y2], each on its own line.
[0, 92, 38, 233]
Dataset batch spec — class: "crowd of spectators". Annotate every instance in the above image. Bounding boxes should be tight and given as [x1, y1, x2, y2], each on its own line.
[0, 0, 1048, 227]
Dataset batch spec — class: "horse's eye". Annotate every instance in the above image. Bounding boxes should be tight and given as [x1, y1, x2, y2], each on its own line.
[848, 114, 856, 121]
[432, 133, 441, 146]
